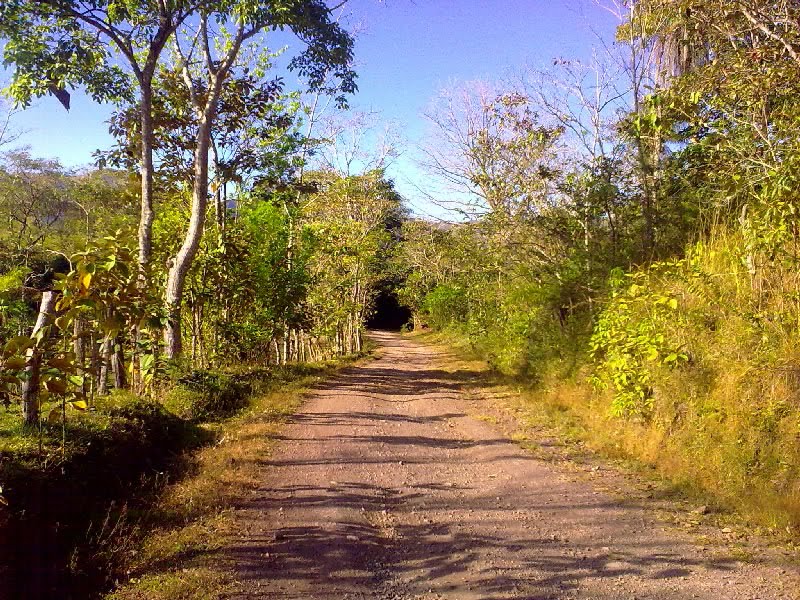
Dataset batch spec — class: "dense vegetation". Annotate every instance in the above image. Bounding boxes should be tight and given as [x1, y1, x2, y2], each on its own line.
[0, 2, 406, 596]
[395, 1, 800, 530]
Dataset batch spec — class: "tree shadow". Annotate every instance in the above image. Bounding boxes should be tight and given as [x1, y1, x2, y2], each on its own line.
[311, 366, 483, 399]
[226, 477, 742, 598]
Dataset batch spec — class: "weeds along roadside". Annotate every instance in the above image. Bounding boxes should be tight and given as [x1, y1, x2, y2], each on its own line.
[0, 352, 365, 600]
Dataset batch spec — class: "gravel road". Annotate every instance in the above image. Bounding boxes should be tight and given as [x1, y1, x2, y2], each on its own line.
[226, 331, 798, 599]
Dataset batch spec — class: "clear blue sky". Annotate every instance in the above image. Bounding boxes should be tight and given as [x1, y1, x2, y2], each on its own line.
[1, 0, 620, 217]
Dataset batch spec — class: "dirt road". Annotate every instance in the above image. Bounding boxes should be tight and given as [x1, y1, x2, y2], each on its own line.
[226, 331, 797, 599]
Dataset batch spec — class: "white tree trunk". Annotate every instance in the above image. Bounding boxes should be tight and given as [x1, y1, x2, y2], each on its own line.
[22, 291, 57, 426]
[164, 110, 215, 359]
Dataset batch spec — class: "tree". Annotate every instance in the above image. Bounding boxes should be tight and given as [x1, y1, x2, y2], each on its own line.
[0, 0, 206, 273]
[0, 95, 21, 151]
[0, 152, 73, 262]
[161, 0, 356, 358]
[623, 0, 800, 261]
[303, 170, 404, 354]
[314, 110, 402, 176]
[420, 81, 562, 223]
[101, 59, 303, 237]
[0, 153, 138, 263]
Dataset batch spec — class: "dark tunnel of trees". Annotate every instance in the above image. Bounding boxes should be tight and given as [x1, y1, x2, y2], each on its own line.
[367, 289, 411, 330]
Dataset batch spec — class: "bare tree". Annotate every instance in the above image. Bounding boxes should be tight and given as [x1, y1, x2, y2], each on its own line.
[595, 0, 664, 255]
[0, 96, 21, 152]
[315, 110, 403, 176]
[515, 54, 630, 262]
[419, 80, 562, 222]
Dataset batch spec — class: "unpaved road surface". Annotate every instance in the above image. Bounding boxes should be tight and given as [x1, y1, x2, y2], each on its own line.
[227, 331, 798, 599]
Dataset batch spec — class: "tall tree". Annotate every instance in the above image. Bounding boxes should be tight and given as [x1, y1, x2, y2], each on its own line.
[162, 0, 356, 358]
[623, 0, 800, 258]
[0, 0, 203, 272]
[421, 81, 562, 223]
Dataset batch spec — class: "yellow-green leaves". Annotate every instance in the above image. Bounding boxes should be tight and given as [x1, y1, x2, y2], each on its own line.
[2, 356, 26, 370]
[3, 336, 34, 356]
[590, 261, 689, 418]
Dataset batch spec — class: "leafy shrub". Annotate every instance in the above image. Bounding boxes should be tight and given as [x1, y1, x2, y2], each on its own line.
[589, 263, 688, 417]
[168, 371, 252, 420]
[422, 284, 468, 329]
[108, 397, 198, 449]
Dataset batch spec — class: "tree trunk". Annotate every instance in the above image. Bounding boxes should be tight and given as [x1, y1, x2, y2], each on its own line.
[164, 109, 215, 359]
[22, 291, 57, 426]
[216, 185, 226, 234]
[112, 336, 127, 390]
[138, 83, 155, 272]
[163, 22, 247, 359]
[98, 337, 111, 396]
[190, 301, 198, 366]
[73, 317, 87, 397]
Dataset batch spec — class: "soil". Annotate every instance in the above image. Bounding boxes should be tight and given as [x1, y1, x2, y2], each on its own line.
[225, 331, 799, 599]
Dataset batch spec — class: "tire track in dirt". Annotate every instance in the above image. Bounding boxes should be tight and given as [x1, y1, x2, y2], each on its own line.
[225, 331, 797, 599]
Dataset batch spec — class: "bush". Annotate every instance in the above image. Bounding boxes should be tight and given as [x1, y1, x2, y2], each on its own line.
[589, 263, 688, 417]
[422, 284, 468, 329]
[585, 237, 800, 525]
[166, 370, 252, 421]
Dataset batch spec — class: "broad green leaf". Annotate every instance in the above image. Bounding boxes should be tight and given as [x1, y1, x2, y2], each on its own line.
[44, 379, 67, 394]
[3, 336, 34, 355]
[67, 375, 85, 387]
[47, 407, 62, 424]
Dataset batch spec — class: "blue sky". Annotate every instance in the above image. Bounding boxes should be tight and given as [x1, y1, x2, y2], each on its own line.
[1, 0, 621, 217]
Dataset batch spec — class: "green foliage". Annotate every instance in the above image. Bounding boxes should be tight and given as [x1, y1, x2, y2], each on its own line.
[589, 264, 687, 417]
[422, 284, 467, 329]
[392, 5, 800, 528]
[0, 0, 133, 108]
[167, 371, 250, 421]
